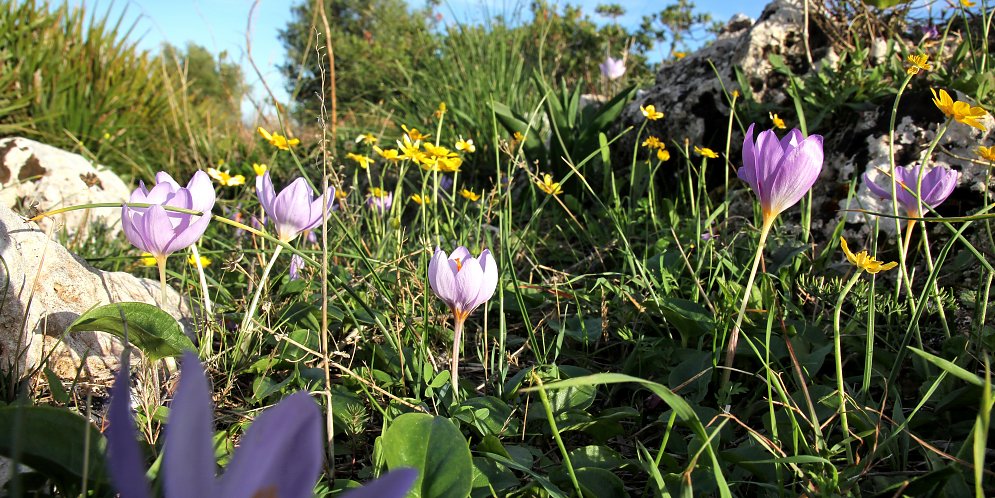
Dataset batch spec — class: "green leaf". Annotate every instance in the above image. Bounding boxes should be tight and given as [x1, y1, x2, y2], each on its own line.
[0, 406, 108, 489]
[908, 347, 984, 387]
[861, 0, 911, 8]
[43, 367, 70, 404]
[66, 302, 193, 361]
[382, 413, 473, 498]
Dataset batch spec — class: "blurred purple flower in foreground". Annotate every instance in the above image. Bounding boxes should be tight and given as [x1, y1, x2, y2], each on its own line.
[289, 254, 304, 281]
[863, 164, 958, 216]
[737, 123, 824, 225]
[256, 171, 334, 242]
[122, 171, 215, 266]
[107, 352, 322, 498]
[107, 352, 416, 498]
[599, 56, 626, 80]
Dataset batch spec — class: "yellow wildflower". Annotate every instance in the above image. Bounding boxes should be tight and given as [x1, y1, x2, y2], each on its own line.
[188, 254, 211, 268]
[840, 237, 897, 274]
[672, 51, 687, 59]
[252, 163, 267, 176]
[436, 156, 463, 173]
[355, 133, 377, 145]
[770, 112, 786, 129]
[369, 187, 390, 198]
[257, 127, 300, 150]
[207, 167, 246, 187]
[978, 145, 995, 162]
[401, 125, 430, 142]
[455, 137, 475, 153]
[335, 189, 348, 200]
[906, 53, 931, 75]
[657, 149, 671, 162]
[374, 146, 401, 163]
[961, 0, 976, 6]
[103, 132, 111, 140]
[640, 104, 664, 121]
[410, 193, 430, 205]
[731, 89, 740, 99]
[694, 146, 719, 159]
[423, 142, 455, 158]
[642, 136, 664, 149]
[536, 174, 563, 196]
[346, 152, 374, 169]
[460, 188, 480, 202]
[434, 102, 447, 119]
[140, 252, 157, 267]
[931, 88, 989, 131]
[513, 131, 524, 142]
[397, 135, 426, 163]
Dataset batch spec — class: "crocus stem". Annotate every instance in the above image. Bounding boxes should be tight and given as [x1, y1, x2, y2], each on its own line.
[156, 256, 168, 308]
[833, 269, 862, 465]
[238, 245, 284, 358]
[721, 216, 774, 399]
[450, 315, 465, 399]
[190, 245, 214, 321]
[902, 219, 916, 257]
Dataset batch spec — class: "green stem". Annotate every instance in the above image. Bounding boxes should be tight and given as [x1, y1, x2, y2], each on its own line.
[533, 374, 583, 498]
[887, 75, 914, 301]
[156, 256, 168, 308]
[451, 315, 465, 400]
[721, 217, 774, 396]
[834, 270, 862, 465]
[189, 244, 214, 321]
[238, 245, 284, 357]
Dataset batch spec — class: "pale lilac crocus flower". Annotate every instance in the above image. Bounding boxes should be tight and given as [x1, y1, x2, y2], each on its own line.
[428, 246, 498, 392]
[108, 352, 417, 498]
[106, 352, 323, 498]
[367, 189, 393, 214]
[599, 56, 626, 80]
[122, 171, 215, 266]
[737, 123, 824, 226]
[864, 163, 958, 251]
[724, 123, 823, 393]
[256, 171, 334, 242]
[863, 164, 958, 217]
[122, 171, 216, 302]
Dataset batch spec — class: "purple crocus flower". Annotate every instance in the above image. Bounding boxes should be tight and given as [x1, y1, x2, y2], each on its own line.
[923, 24, 939, 39]
[106, 352, 324, 498]
[289, 254, 304, 281]
[428, 246, 498, 391]
[439, 175, 453, 192]
[737, 123, 824, 225]
[367, 189, 393, 214]
[122, 171, 216, 266]
[256, 172, 334, 242]
[599, 56, 626, 80]
[863, 164, 958, 216]
[341, 469, 419, 498]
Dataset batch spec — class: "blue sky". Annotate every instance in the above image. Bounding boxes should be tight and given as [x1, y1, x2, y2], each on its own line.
[68, 1, 766, 116]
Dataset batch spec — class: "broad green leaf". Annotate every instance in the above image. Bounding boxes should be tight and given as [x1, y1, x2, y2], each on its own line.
[0, 406, 108, 489]
[67, 302, 193, 361]
[382, 413, 473, 498]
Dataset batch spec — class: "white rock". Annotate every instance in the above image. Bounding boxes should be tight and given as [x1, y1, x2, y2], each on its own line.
[0, 137, 131, 237]
[0, 203, 192, 382]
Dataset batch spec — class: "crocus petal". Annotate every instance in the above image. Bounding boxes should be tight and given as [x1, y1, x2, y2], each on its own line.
[186, 171, 217, 214]
[145, 181, 179, 206]
[470, 249, 499, 311]
[131, 181, 151, 203]
[218, 392, 323, 498]
[121, 206, 150, 254]
[256, 171, 276, 215]
[449, 246, 472, 263]
[164, 352, 218, 498]
[921, 167, 958, 207]
[341, 469, 419, 498]
[304, 189, 335, 230]
[163, 211, 212, 255]
[737, 124, 759, 194]
[753, 129, 786, 203]
[156, 172, 181, 190]
[765, 134, 823, 216]
[140, 205, 182, 258]
[454, 256, 484, 312]
[107, 361, 152, 498]
[862, 172, 892, 200]
[429, 248, 458, 308]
